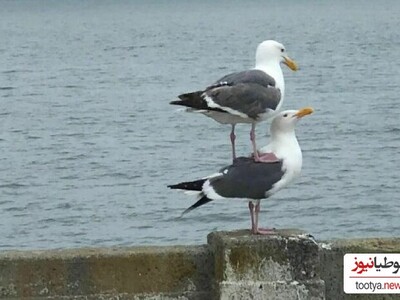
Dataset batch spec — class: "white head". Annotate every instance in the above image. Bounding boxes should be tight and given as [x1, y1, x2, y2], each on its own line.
[270, 107, 314, 136]
[255, 40, 298, 71]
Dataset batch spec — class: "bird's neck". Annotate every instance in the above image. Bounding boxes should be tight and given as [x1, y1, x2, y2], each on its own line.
[269, 131, 301, 159]
[270, 132, 303, 181]
[255, 62, 285, 93]
[258, 131, 302, 177]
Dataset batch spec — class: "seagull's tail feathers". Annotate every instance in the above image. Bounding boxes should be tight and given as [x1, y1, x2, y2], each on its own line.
[170, 91, 206, 110]
[168, 178, 206, 191]
[181, 194, 213, 216]
[171, 91, 226, 115]
[178, 91, 203, 102]
[169, 91, 215, 110]
[168, 179, 213, 216]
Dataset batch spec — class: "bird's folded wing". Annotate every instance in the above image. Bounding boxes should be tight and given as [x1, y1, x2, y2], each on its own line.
[204, 83, 281, 119]
[209, 157, 284, 199]
[207, 69, 276, 89]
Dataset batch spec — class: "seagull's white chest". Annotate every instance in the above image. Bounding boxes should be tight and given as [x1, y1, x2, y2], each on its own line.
[265, 157, 301, 197]
[260, 137, 302, 197]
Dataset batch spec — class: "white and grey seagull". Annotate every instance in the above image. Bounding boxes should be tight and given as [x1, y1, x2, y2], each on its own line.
[168, 107, 313, 235]
[170, 40, 298, 162]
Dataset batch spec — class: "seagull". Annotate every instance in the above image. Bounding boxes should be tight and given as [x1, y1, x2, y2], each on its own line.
[170, 40, 298, 162]
[168, 107, 313, 235]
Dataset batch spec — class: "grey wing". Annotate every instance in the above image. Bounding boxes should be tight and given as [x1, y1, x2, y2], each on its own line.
[204, 70, 281, 119]
[208, 70, 276, 89]
[210, 157, 284, 199]
[205, 83, 281, 119]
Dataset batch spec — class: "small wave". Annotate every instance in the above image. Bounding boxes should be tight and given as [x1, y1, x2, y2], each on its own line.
[57, 132, 85, 138]
[0, 200, 13, 205]
[55, 203, 72, 209]
[39, 217, 56, 223]
[27, 135, 41, 140]
[104, 45, 137, 51]
[387, 127, 400, 133]
[64, 85, 83, 89]
[59, 175, 79, 180]
[97, 172, 131, 179]
[3, 69, 33, 74]
[0, 183, 26, 189]
[135, 225, 152, 229]
[306, 147, 342, 152]
[4, 206, 26, 212]
[352, 203, 384, 210]
[60, 154, 87, 161]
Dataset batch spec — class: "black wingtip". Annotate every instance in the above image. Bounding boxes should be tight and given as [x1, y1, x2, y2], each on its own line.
[169, 91, 211, 110]
[169, 100, 182, 105]
[181, 195, 213, 216]
[170, 91, 200, 106]
[168, 179, 206, 191]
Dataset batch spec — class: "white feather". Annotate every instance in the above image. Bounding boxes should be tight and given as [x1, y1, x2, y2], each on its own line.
[203, 180, 225, 200]
[183, 190, 202, 196]
[203, 94, 249, 119]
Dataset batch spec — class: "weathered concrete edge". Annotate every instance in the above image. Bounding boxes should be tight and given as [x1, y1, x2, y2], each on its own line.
[0, 245, 213, 299]
[208, 229, 325, 300]
[12, 292, 211, 300]
[1, 233, 400, 299]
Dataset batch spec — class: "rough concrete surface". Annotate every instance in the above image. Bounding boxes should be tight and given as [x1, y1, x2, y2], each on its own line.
[208, 229, 325, 300]
[0, 245, 213, 300]
[1, 230, 400, 300]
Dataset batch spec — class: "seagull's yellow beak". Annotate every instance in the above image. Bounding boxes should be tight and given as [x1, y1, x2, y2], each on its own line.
[283, 56, 298, 71]
[295, 107, 314, 118]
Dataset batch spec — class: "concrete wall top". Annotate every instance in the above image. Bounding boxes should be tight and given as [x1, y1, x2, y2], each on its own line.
[1, 230, 400, 300]
[0, 245, 213, 299]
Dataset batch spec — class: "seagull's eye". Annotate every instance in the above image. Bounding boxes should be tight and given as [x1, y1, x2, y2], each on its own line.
[281, 48, 285, 53]
[283, 113, 288, 117]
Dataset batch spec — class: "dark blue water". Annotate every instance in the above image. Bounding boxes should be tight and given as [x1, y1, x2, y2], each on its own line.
[0, 0, 399, 249]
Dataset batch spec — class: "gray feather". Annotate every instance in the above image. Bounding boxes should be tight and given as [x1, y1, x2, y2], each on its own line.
[205, 83, 281, 119]
[172, 70, 281, 119]
[204, 70, 281, 119]
[207, 70, 276, 89]
[210, 157, 284, 199]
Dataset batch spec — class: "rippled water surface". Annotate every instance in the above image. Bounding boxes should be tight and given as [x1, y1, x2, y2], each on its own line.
[1, 0, 399, 249]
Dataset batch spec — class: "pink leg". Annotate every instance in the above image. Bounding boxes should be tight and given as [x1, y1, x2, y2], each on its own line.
[248, 201, 256, 233]
[230, 124, 236, 160]
[254, 200, 275, 235]
[257, 152, 280, 163]
[250, 123, 260, 161]
[250, 124, 280, 163]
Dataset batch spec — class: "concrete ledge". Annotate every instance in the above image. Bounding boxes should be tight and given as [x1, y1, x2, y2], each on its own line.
[1, 231, 400, 299]
[0, 246, 213, 299]
[208, 229, 324, 300]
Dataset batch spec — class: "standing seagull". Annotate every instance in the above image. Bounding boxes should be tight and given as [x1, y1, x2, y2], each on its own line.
[168, 107, 313, 235]
[170, 40, 298, 162]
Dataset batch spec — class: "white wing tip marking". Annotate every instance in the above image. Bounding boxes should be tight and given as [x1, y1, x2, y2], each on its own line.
[203, 94, 249, 119]
[203, 180, 225, 200]
[184, 190, 201, 196]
